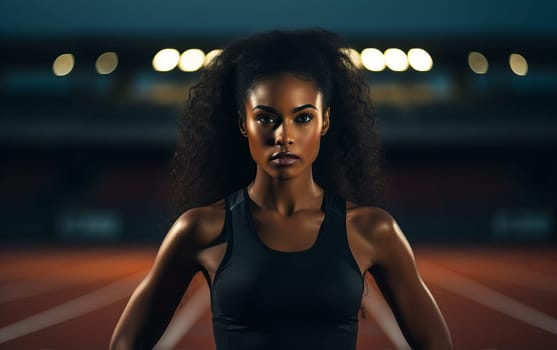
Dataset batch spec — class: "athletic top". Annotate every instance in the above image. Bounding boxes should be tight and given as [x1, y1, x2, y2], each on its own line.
[200, 185, 364, 350]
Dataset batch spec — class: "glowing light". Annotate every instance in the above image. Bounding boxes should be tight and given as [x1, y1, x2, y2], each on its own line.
[178, 49, 205, 72]
[52, 53, 75, 76]
[468, 52, 488, 74]
[509, 53, 528, 76]
[384, 48, 408, 72]
[360, 48, 385, 72]
[204, 49, 222, 67]
[95, 52, 118, 74]
[152, 48, 180, 72]
[340, 47, 362, 69]
[407, 48, 433, 72]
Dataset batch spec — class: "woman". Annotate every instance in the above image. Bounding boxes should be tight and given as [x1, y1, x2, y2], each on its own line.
[110, 28, 452, 349]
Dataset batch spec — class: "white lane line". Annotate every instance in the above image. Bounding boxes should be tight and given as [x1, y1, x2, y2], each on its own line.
[0, 279, 68, 304]
[0, 262, 110, 303]
[361, 277, 411, 350]
[420, 260, 557, 335]
[437, 254, 557, 293]
[154, 284, 210, 350]
[0, 271, 146, 344]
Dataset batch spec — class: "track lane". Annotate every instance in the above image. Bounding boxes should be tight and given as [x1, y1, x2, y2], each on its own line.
[1, 246, 556, 349]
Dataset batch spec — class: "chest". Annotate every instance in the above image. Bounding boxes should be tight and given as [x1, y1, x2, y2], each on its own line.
[250, 208, 326, 252]
[197, 208, 373, 289]
[212, 248, 363, 324]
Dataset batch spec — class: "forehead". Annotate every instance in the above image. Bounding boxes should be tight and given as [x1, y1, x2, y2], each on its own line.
[245, 73, 323, 110]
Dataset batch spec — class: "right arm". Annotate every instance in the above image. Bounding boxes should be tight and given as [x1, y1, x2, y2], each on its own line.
[110, 209, 205, 350]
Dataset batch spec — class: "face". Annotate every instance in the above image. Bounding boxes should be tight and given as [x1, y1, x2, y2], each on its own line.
[239, 73, 330, 180]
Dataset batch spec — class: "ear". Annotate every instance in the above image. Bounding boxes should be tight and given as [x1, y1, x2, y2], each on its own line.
[321, 107, 330, 136]
[238, 110, 247, 137]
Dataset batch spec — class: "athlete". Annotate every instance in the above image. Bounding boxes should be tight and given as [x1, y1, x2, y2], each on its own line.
[110, 28, 453, 349]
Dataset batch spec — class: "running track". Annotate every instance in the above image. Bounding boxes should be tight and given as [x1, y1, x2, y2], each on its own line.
[0, 245, 556, 349]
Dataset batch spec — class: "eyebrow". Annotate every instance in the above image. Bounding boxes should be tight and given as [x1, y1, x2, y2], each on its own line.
[252, 104, 317, 114]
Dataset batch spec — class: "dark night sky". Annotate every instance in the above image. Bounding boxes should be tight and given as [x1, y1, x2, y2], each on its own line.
[2, 0, 556, 37]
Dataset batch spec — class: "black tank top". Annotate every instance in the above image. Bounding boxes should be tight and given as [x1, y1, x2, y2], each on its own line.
[201, 186, 364, 350]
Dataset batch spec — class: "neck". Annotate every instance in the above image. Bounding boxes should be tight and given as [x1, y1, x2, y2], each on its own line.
[247, 168, 324, 217]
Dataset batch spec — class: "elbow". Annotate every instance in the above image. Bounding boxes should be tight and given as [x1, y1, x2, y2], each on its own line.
[109, 339, 125, 350]
[109, 335, 131, 350]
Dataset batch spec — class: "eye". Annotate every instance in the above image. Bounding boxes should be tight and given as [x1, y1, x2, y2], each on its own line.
[257, 114, 276, 124]
[297, 113, 313, 123]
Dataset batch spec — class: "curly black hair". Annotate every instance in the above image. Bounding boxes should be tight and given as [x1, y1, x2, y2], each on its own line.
[169, 27, 385, 220]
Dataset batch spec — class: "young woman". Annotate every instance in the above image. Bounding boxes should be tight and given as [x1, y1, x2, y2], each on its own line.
[110, 28, 452, 350]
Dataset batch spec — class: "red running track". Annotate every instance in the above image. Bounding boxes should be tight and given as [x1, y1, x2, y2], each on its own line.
[0, 244, 556, 349]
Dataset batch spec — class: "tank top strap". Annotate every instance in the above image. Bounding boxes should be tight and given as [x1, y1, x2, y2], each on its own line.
[327, 189, 345, 218]
[318, 190, 361, 277]
[212, 189, 239, 276]
[212, 186, 261, 294]
[224, 186, 261, 254]
[317, 189, 345, 248]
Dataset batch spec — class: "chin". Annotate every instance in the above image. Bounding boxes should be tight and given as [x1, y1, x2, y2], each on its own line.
[277, 175, 301, 182]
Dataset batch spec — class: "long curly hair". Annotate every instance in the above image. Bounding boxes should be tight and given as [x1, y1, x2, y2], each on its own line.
[169, 27, 385, 220]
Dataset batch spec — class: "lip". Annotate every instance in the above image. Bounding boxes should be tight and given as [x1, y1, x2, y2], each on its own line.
[270, 151, 300, 166]
[270, 151, 300, 160]
[272, 157, 298, 166]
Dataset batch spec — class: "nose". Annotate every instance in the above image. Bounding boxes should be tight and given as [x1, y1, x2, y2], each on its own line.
[274, 122, 294, 146]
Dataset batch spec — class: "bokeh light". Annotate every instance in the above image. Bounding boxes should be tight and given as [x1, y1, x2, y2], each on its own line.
[95, 52, 118, 75]
[341, 47, 362, 69]
[468, 51, 488, 74]
[360, 48, 385, 72]
[179, 49, 205, 72]
[52, 53, 75, 76]
[204, 49, 222, 67]
[152, 48, 180, 72]
[384, 48, 409, 72]
[407, 48, 433, 72]
[509, 53, 528, 76]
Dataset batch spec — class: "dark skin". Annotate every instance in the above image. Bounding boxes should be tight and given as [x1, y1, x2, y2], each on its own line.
[110, 73, 453, 349]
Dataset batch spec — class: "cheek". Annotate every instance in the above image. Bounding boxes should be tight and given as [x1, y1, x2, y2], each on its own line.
[291, 130, 321, 164]
[246, 133, 269, 160]
[300, 129, 322, 152]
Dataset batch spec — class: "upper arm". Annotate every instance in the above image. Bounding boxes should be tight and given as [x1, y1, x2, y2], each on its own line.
[365, 208, 452, 350]
[110, 209, 205, 349]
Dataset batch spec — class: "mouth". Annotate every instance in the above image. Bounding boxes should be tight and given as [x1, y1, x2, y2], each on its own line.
[271, 156, 299, 166]
[270, 151, 300, 160]
[270, 151, 300, 166]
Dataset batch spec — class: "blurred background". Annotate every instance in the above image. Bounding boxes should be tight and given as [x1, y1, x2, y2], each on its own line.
[1, 1, 556, 349]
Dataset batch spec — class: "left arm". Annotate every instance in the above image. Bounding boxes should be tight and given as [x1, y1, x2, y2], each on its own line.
[363, 208, 453, 350]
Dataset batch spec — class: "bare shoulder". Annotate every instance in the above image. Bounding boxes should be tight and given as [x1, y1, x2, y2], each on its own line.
[345, 200, 410, 267]
[170, 198, 227, 250]
[346, 201, 397, 239]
